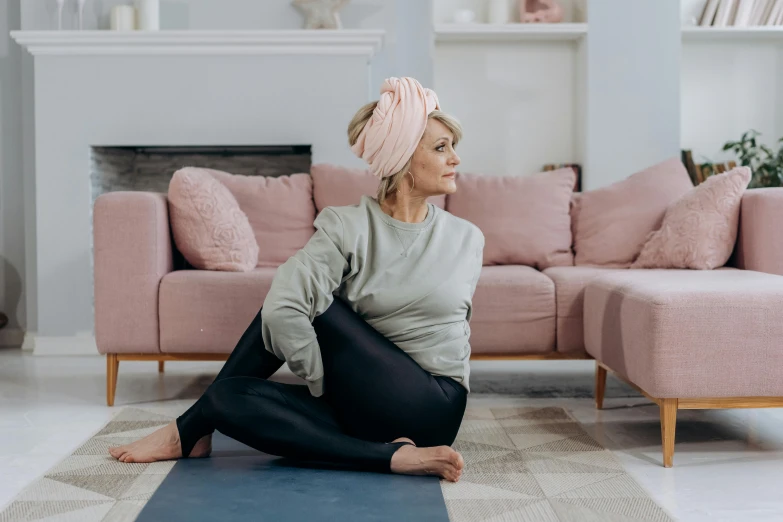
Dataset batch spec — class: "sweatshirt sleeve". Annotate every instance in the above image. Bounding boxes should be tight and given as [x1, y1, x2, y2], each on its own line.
[260, 208, 349, 397]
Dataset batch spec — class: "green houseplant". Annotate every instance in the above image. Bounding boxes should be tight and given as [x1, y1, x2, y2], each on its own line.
[722, 130, 783, 188]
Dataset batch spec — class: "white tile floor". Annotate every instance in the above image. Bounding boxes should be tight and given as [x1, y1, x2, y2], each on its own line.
[1, 348, 783, 521]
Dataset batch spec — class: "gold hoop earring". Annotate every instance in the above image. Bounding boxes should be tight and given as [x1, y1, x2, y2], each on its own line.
[397, 172, 415, 195]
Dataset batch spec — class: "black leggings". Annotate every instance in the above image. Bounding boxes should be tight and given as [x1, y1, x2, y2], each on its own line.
[176, 297, 468, 474]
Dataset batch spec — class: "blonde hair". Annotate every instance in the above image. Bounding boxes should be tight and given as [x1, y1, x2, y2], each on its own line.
[347, 102, 463, 207]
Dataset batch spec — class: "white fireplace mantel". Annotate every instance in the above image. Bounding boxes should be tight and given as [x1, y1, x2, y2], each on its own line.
[11, 29, 385, 57]
[13, 27, 384, 355]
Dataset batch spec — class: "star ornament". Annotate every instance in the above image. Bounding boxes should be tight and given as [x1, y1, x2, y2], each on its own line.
[292, 0, 351, 30]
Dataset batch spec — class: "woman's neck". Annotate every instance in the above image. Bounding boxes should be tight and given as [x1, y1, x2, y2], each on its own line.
[380, 193, 429, 224]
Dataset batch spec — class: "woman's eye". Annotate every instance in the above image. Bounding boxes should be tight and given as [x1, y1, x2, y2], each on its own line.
[437, 145, 445, 151]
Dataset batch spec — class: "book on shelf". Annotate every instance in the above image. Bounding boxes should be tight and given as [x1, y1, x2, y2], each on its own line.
[543, 163, 581, 192]
[714, 0, 737, 26]
[698, 0, 783, 26]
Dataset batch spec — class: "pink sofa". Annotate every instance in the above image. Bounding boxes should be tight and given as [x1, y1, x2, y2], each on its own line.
[93, 166, 783, 467]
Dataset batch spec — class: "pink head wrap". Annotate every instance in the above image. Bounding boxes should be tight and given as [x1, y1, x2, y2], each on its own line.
[350, 77, 440, 179]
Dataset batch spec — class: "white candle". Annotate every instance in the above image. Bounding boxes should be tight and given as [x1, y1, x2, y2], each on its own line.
[110, 5, 136, 31]
[487, 0, 510, 24]
[136, 0, 160, 31]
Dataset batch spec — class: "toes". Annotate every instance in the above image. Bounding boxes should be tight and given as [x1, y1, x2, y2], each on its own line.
[109, 446, 126, 459]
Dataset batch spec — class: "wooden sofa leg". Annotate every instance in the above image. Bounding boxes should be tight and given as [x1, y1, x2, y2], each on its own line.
[158, 360, 165, 373]
[595, 363, 607, 410]
[660, 398, 678, 468]
[107, 354, 119, 406]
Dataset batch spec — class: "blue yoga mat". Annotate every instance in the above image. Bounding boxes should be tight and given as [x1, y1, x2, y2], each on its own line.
[136, 432, 450, 522]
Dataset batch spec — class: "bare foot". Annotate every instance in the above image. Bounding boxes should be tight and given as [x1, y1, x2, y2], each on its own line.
[390, 444, 464, 482]
[108, 421, 212, 463]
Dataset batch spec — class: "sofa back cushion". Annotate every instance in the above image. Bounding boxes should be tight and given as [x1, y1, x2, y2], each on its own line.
[446, 168, 576, 269]
[571, 157, 693, 267]
[632, 167, 751, 270]
[203, 168, 316, 267]
[167, 167, 259, 272]
[311, 163, 446, 212]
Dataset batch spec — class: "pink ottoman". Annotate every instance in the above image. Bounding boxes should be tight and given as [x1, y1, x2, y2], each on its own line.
[583, 268, 783, 467]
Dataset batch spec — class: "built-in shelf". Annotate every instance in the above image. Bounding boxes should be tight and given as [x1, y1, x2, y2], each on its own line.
[9, 29, 385, 57]
[682, 26, 783, 41]
[434, 23, 587, 42]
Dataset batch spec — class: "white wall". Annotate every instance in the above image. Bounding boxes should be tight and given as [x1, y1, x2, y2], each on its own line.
[681, 39, 783, 165]
[433, 38, 583, 177]
[0, 0, 25, 347]
[583, 0, 682, 190]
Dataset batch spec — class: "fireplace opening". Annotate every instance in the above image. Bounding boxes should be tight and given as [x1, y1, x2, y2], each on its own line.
[89, 144, 312, 204]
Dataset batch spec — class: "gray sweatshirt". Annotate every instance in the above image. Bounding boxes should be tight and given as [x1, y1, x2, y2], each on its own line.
[261, 194, 485, 397]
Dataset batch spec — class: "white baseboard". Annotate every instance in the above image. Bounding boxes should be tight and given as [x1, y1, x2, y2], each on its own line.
[0, 328, 25, 348]
[28, 333, 99, 356]
[21, 331, 35, 352]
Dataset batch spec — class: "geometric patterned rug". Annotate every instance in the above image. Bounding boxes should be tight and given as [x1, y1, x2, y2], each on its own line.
[443, 406, 674, 521]
[0, 407, 176, 522]
[0, 404, 674, 522]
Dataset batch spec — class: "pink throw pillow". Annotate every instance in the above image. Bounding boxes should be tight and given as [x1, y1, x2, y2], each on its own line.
[632, 167, 752, 270]
[446, 168, 576, 269]
[202, 168, 316, 268]
[311, 163, 446, 211]
[571, 157, 694, 267]
[168, 167, 259, 272]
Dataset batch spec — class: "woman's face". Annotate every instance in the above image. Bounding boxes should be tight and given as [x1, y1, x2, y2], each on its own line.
[408, 118, 460, 197]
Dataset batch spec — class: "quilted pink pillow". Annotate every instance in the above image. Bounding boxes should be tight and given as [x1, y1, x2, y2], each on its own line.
[204, 169, 316, 267]
[168, 167, 259, 272]
[311, 163, 446, 212]
[571, 157, 694, 267]
[446, 168, 576, 269]
[632, 167, 752, 270]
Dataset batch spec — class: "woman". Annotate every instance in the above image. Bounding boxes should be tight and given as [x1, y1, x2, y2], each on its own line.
[109, 77, 485, 483]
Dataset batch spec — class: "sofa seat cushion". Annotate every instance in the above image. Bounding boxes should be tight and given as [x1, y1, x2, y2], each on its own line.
[542, 266, 627, 353]
[159, 268, 277, 353]
[470, 265, 556, 355]
[584, 269, 783, 398]
[160, 265, 557, 356]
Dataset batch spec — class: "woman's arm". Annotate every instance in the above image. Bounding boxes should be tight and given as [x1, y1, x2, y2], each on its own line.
[261, 208, 349, 397]
[466, 235, 485, 324]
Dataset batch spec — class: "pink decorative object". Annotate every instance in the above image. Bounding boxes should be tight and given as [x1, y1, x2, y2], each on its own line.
[167, 167, 259, 272]
[519, 0, 564, 23]
[571, 157, 694, 267]
[446, 168, 576, 269]
[632, 167, 752, 270]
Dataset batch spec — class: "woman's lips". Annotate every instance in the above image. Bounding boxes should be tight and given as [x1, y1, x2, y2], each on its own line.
[443, 173, 455, 178]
